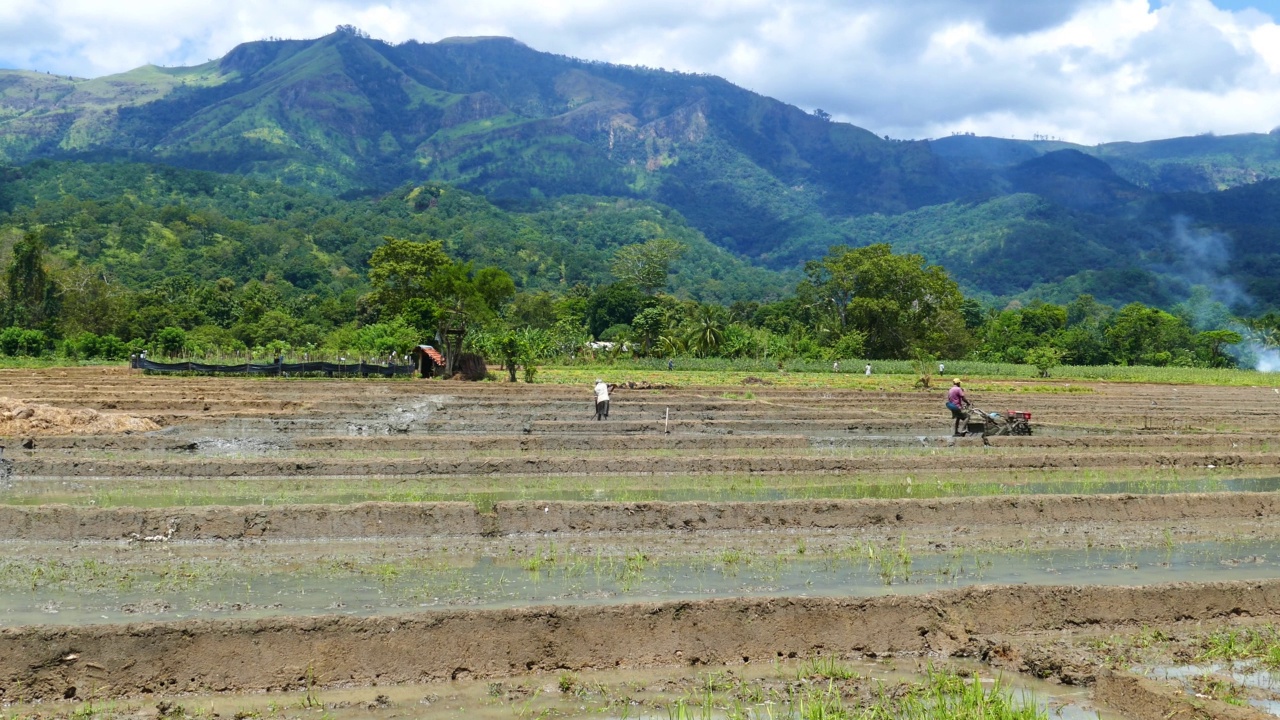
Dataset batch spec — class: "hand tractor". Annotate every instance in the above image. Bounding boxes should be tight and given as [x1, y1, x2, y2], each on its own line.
[964, 407, 1033, 437]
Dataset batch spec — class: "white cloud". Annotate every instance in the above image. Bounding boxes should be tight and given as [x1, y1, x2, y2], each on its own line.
[0, 0, 1279, 143]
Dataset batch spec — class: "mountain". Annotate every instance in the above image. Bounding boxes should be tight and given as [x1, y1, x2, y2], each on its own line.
[0, 29, 966, 264]
[931, 130, 1280, 194]
[6, 29, 1280, 312]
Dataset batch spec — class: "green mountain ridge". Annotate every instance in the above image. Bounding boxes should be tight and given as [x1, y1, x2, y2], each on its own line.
[5, 29, 1280, 312]
[0, 29, 963, 263]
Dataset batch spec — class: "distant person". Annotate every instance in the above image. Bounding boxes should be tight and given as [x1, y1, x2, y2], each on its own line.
[947, 379, 971, 436]
[833, 361, 839, 372]
[593, 379, 611, 420]
[864, 363, 872, 376]
[668, 359, 673, 371]
[939, 362, 945, 375]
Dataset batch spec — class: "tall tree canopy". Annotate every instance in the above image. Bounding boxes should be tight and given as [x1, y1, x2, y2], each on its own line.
[801, 244, 969, 359]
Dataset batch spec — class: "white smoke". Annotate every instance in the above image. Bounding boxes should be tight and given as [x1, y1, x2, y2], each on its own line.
[1170, 216, 1250, 314]
[1258, 346, 1280, 373]
[1163, 217, 1280, 372]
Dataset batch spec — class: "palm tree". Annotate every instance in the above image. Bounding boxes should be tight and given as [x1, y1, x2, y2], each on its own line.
[686, 306, 725, 357]
[656, 334, 686, 357]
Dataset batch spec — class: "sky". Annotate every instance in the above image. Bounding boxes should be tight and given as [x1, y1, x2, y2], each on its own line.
[2, 0, 1280, 144]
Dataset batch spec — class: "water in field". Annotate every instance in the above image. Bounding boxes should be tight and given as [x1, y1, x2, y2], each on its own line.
[1142, 664, 1280, 716]
[2, 538, 1278, 628]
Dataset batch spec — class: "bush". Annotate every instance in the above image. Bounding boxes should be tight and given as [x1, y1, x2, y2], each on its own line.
[0, 327, 51, 357]
[64, 332, 130, 360]
[154, 326, 188, 358]
[1025, 346, 1066, 378]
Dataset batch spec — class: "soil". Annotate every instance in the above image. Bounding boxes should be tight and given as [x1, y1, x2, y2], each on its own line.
[3, 367, 1280, 717]
[0, 396, 157, 436]
[2, 579, 1279, 703]
[1, 492, 1279, 542]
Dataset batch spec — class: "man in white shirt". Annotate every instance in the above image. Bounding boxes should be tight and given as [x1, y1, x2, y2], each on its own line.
[594, 379, 611, 420]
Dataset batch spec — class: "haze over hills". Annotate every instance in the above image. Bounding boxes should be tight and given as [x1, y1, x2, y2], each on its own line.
[3, 28, 1280, 310]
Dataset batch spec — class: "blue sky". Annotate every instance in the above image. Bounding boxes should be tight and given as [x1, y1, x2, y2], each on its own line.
[1191, 0, 1277, 12]
[2, 0, 1279, 144]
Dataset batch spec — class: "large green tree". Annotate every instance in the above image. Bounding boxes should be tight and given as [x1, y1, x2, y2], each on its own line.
[4, 230, 60, 331]
[802, 244, 969, 359]
[366, 237, 454, 319]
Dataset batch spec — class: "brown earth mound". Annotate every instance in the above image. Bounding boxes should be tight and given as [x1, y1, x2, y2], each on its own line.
[0, 397, 158, 436]
[3, 580, 1279, 702]
[1, 493, 1275, 542]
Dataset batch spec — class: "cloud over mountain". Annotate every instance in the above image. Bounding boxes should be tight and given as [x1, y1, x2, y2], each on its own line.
[2, 0, 1280, 143]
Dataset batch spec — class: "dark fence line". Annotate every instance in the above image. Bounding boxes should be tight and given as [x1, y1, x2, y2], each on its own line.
[133, 357, 415, 377]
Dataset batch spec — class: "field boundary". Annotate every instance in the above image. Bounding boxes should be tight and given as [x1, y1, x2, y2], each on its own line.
[4, 492, 1280, 540]
[4, 580, 1280, 702]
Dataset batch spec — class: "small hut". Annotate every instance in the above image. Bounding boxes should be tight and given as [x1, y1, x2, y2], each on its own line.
[411, 345, 445, 378]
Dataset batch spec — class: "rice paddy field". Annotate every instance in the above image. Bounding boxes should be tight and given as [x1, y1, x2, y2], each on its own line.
[4, 365, 1280, 718]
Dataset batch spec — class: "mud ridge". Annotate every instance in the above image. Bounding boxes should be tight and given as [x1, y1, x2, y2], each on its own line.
[4, 493, 1280, 541]
[1093, 669, 1272, 719]
[4, 580, 1280, 701]
[10, 450, 1279, 477]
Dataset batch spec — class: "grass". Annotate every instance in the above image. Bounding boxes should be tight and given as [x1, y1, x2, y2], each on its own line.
[1197, 625, 1280, 667]
[655, 665, 1047, 720]
[13, 355, 1280, 387]
[535, 358, 1280, 388]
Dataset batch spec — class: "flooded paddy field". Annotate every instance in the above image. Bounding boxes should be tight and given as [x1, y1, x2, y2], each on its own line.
[5, 366, 1280, 717]
[3, 536, 1280, 627]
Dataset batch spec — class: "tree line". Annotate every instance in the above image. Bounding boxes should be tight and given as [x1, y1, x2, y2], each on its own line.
[0, 161, 1267, 373]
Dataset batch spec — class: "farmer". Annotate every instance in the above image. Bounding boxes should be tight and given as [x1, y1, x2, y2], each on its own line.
[864, 363, 872, 376]
[946, 378, 971, 436]
[593, 378, 611, 420]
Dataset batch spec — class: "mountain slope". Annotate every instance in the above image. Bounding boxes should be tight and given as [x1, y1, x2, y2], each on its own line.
[931, 130, 1280, 194]
[0, 160, 789, 304]
[0, 29, 969, 264]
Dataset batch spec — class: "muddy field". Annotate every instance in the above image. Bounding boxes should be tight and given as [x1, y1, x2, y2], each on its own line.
[3, 366, 1280, 718]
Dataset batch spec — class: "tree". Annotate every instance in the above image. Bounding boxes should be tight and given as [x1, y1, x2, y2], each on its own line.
[1107, 303, 1194, 366]
[154, 326, 188, 358]
[1196, 329, 1243, 368]
[586, 283, 647, 338]
[609, 239, 685, 294]
[686, 305, 726, 357]
[367, 237, 453, 318]
[631, 306, 670, 356]
[367, 237, 515, 375]
[802, 244, 969, 359]
[473, 266, 516, 312]
[498, 331, 523, 382]
[1025, 345, 1066, 378]
[5, 230, 60, 331]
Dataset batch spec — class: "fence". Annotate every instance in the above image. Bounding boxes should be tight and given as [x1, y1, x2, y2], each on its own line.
[133, 357, 415, 377]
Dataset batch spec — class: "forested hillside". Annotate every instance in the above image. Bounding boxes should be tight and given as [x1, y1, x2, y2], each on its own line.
[4, 29, 1280, 323]
[0, 29, 963, 264]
